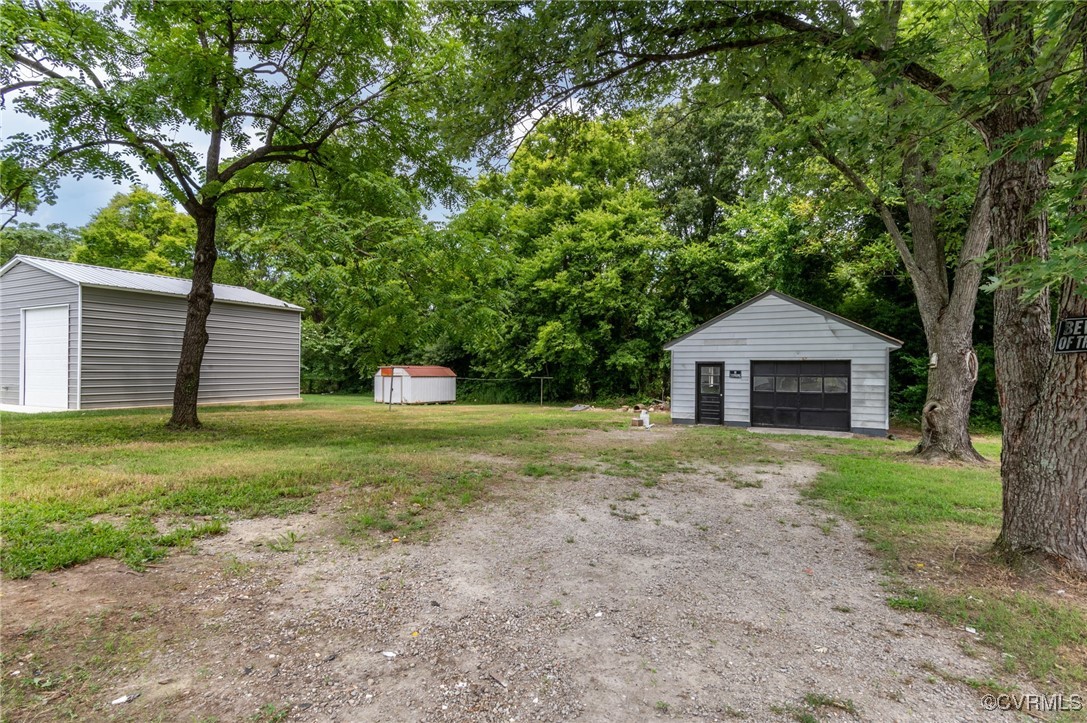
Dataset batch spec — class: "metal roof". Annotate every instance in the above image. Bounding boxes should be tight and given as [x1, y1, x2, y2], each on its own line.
[0, 255, 303, 311]
[379, 365, 457, 378]
[663, 290, 902, 350]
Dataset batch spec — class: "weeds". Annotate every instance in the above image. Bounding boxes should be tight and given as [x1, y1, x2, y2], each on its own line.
[267, 531, 303, 552]
[802, 692, 857, 715]
[732, 479, 763, 489]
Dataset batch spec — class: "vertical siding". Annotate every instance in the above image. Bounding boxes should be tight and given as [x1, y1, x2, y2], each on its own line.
[405, 376, 456, 403]
[374, 373, 405, 403]
[669, 295, 894, 431]
[80, 287, 300, 409]
[0, 263, 79, 407]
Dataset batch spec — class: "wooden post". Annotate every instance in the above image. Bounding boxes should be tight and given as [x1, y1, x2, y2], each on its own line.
[531, 376, 552, 406]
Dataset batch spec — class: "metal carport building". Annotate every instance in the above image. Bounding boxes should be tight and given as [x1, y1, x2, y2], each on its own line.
[0, 255, 302, 411]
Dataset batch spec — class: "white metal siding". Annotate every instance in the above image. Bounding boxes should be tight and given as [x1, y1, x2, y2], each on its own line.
[669, 294, 893, 431]
[374, 374, 407, 404]
[406, 376, 456, 403]
[80, 287, 300, 409]
[0, 263, 79, 407]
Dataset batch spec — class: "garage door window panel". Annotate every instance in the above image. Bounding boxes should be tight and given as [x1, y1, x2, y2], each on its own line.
[776, 376, 798, 392]
[824, 376, 848, 393]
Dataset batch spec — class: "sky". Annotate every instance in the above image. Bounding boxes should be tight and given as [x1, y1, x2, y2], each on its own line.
[2, 106, 169, 228]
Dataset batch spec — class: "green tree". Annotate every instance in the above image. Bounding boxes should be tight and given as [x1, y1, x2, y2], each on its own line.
[718, 193, 861, 311]
[454, 0, 1087, 571]
[72, 188, 195, 275]
[3, 0, 461, 428]
[643, 99, 762, 244]
[211, 142, 490, 392]
[456, 116, 688, 399]
[0, 220, 77, 264]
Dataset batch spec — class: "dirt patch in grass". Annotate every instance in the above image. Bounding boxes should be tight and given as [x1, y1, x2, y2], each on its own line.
[2, 436, 1032, 722]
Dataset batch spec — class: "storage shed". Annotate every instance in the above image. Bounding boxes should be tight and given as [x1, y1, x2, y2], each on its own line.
[665, 290, 901, 436]
[373, 365, 456, 404]
[0, 255, 302, 411]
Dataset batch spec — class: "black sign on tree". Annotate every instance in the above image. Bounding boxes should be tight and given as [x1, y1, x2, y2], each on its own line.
[1054, 317, 1087, 354]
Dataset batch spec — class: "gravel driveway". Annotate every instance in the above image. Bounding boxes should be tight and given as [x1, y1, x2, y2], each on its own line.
[5, 430, 1022, 722]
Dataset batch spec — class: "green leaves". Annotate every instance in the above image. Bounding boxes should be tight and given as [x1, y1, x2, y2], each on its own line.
[4, 0, 461, 214]
[71, 187, 195, 275]
[456, 115, 688, 397]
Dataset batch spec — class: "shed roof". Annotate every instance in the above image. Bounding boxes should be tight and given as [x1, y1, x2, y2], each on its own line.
[664, 290, 902, 350]
[0, 255, 303, 311]
[380, 365, 457, 378]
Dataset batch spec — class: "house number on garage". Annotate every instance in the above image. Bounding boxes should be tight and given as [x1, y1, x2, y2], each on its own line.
[1055, 317, 1087, 354]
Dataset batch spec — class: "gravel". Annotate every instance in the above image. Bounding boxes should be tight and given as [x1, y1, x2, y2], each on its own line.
[111, 454, 1026, 722]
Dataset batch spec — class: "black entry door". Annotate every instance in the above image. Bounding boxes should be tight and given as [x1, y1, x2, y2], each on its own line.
[750, 361, 851, 431]
[696, 363, 724, 424]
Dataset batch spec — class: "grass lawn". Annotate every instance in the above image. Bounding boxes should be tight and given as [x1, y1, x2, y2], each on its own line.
[807, 438, 1087, 695]
[2, 395, 1084, 698]
[0, 396, 764, 578]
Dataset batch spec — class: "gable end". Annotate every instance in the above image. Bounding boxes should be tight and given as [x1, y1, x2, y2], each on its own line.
[664, 290, 902, 350]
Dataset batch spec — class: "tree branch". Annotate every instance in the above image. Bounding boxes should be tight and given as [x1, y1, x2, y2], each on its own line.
[219, 185, 269, 197]
[763, 92, 922, 284]
[1035, 5, 1087, 107]
[597, 34, 806, 65]
[8, 51, 64, 80]
[217, 143, 318, 184]
[1, 79, 46, 96]
[948, 166, 992, 311]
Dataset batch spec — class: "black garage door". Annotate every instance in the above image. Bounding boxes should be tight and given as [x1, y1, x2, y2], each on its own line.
[750, 361, 850, 431]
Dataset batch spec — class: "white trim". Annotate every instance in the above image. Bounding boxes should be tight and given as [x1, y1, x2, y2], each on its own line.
[75, 286, 83, 410]
[2, 255, 82, 284]
[664, 290, 902, 350]
[884, 347, 891, 429]
[19, 303, 70, 409]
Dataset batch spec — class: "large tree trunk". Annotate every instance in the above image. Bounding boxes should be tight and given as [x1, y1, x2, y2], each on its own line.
[985, 2, 1087, 571]
[903, 154, 989, 462]
[994, 29, 1087, 570]
[999, 282, 1087, 569]
[915, 314, 985, 462]
[168, 209, 218, 429]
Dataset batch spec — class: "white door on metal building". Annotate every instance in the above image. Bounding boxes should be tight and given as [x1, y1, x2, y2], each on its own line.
[378, 374, 404, 402]
[23, 306, 69, 409]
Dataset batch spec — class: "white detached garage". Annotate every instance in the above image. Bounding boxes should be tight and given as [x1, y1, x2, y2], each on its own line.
[665, 290, 901, 436]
